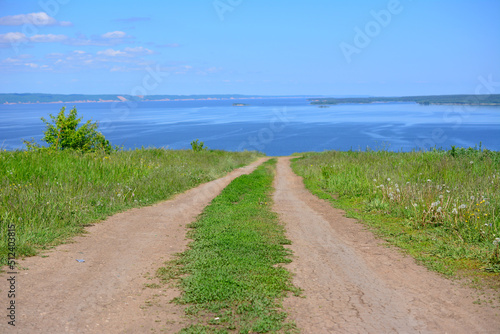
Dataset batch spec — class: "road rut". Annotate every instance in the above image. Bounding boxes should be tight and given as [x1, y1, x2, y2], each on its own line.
[273, 157, 499, 334]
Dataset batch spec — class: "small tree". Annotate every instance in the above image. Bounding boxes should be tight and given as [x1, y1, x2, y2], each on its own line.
[26, 106, 113, 152]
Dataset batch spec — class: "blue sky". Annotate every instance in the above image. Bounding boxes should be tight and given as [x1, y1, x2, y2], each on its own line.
[0, 0, 499, 96]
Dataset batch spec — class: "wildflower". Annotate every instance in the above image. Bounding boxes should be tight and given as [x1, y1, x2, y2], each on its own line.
[470, 161, 474, 164]
[437, 207, 442, 213]
[413, 203, 418, 207]
[427, 179, 431, 182]
[494, 238, 500, 246]
[470, 196, 475, 200]
[373, 179, 377, 182]
[431, 201, 440, 208]
[439, 195, 443, 199]
[452, 208, 458, 214]
[387, 178, 391, 182]
[459, 204, 466, 209]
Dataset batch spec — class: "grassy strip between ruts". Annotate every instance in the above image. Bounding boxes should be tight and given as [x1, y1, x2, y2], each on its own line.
[0, 148, 261, 265]
[157, 158, 300, 334]
[291, 149, 500, 300]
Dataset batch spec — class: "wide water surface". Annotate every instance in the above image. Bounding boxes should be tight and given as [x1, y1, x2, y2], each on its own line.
[1, 98, 499, 155]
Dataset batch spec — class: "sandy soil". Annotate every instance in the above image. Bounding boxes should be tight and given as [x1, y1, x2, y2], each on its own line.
[0, 158, 267, 334]
[273, 157, 500, 334]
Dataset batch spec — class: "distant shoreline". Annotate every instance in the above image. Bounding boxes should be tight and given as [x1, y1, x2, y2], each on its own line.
[309, 94, 500, 106]
[0, 95, 311, 105]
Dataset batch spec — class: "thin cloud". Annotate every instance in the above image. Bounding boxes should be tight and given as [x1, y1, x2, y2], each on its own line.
[0, 12, 72, 26]
[0, 32, 70, 47]
[123, 46, 154, 55]
[0, 32, 28, 44]
[158, 43, 180, 48]
[97, 47, 154, 57]
[113, 17, 151, 23]
[102, 31, 127, 39]
[65, 31, 133, 46]
[30, 34, 67, 43]
[97, 49, 127, 57]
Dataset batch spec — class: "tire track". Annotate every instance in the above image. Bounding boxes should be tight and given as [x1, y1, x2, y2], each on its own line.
[273, 156, 499, 334]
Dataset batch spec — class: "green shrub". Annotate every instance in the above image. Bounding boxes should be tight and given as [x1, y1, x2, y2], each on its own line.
[190, 139, 206, 152]
[24, 106, 113, 153]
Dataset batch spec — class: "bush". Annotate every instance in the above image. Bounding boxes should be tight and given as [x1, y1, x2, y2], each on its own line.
[24, 106, 113, 153]
[190, 139, 206, 152]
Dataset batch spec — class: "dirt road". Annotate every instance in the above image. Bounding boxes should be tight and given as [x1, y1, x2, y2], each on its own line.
[0, 158, 267, 334]
[273, 157, 499, 334]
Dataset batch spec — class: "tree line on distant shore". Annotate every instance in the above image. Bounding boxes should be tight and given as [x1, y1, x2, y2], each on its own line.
[310, 94, 500, 105]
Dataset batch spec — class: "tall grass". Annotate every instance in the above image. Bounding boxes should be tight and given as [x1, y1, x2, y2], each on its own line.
[0, 148, 261, 265]
[292, 147, 500, 277]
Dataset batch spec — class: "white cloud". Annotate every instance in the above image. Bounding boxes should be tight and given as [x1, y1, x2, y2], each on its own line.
[24, 63, 39, 68]
[97, 49, 127, 57]
[30, 34, 67, 43]
[97, 47, 154, 57]
[110, 66, 126, 72]
[0, 32, 28, 43]
[2, 57, 21, 63]
[65, 31, 132, 46]
[102, 31, 127, 39]
[0, 12, 71, 26]
[46, 52, 64, 58]
[123, 46, 154, 55]
[73, 50, 86, 54]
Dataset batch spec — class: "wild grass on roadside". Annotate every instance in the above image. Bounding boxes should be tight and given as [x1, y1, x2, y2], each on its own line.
[0, 148, 261, 265]
[292, 147, 500, 283]
[157, 159, 299, 333]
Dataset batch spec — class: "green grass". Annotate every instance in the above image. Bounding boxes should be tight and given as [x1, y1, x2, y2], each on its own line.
[0, 148, 261, 265]
[157, 159, 299, 333]
[291, 148, 500, 287]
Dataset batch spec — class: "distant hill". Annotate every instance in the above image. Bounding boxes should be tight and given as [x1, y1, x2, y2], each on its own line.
[309, 94, 500, 106]
[0, 93, 304, 104]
